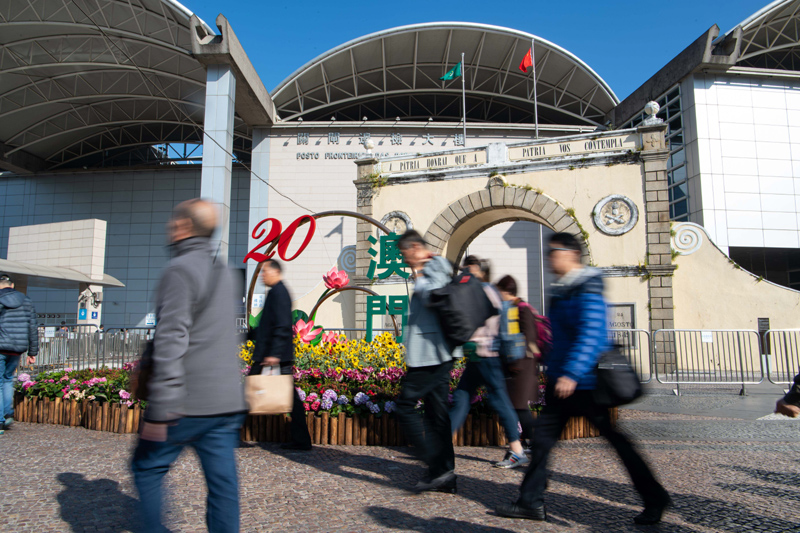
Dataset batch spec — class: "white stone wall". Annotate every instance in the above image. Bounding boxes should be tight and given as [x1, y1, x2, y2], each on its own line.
[686, 73, 800, 250]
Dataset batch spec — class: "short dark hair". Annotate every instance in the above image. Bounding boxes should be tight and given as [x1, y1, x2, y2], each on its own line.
[549, 232, 582, 253]
[397, 229, 426, 250]
[264, 258, 282, 272]
[462, 255, 480, 267]
[496, 275, 518, 296]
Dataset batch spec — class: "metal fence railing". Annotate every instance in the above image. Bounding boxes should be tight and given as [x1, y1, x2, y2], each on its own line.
[102, 328, 155, 369]
[33, 324, 101, 371]
[652, 329, 764, 392]
[764, 329, 800, 386]
[610, 329, 652, 383]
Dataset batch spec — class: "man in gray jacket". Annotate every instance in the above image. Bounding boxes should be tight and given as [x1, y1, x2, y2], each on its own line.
[0, 273, 39, 435]
[396, 230, 458, 494]
[131, 199, 246, 533]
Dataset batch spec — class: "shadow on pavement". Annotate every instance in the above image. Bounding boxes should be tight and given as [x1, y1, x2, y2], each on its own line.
[366, 506, 518, 533]
[56, 472, 138, 533]
[552, 471, 800, 532]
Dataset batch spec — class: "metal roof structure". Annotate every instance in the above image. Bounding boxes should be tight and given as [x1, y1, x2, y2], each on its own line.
[722, 0, 800, 69]
[0, 257, 124, 289]
[271, 22, 618, 127]
[0, 0, 250, 173]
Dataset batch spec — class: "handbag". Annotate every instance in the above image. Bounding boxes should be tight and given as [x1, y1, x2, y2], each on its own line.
[244, 366, 294, 415]
[592, 346, 643, 407]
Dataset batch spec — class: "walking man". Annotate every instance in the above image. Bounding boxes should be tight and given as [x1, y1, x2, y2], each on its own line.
[131, 199, 247, 533]
[496, 232, 670, 525]
[248, 258, 312, 450]
[395, 230, 458, 493]
[0, 273, 39, 435]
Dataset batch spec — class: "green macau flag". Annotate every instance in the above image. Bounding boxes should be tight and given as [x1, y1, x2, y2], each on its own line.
[440, 62, 462, 80]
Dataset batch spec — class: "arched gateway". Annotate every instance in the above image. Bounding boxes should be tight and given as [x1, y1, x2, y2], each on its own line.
[352, 123, 676, 342]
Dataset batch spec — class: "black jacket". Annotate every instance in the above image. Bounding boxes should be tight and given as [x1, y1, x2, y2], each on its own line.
[0, 288, 39, 356]
[251, 280, 294, 372]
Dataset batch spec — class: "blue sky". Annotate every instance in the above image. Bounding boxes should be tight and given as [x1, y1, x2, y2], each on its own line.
[187, 0, 769, 101]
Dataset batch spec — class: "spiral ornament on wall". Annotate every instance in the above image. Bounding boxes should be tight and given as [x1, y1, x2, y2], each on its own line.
[671, 223, 703, 255]
[338, 245, 357, 273]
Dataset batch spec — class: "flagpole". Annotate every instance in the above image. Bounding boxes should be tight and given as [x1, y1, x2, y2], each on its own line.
[461, 52, 467, 146]
[532, 38, 539, 139]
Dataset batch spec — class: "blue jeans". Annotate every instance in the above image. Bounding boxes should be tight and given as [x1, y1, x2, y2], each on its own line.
[450, 357, 521, 442]
[131, 413, 246, 533]
[0, 353, 21, 426]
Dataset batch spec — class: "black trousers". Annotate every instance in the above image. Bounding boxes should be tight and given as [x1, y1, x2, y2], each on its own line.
[518, 385, 666, 508]
[395, 360, 455, 479]
[281, 363, 312, 447]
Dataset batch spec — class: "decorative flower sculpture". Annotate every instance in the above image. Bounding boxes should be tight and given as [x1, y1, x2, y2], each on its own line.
[321, 331, 341, 345]
[323, 266, 349, 290]
[294, 319, 322, 343]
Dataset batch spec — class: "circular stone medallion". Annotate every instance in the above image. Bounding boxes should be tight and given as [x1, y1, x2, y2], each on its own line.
[381, 211, 413, 234]
[593, 195, 639, 235]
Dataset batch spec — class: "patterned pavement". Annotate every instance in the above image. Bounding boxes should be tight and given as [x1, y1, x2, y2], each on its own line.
[1, 409, 799, 533]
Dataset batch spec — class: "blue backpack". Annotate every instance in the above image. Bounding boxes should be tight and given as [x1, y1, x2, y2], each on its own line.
[494, 300, 526, 362]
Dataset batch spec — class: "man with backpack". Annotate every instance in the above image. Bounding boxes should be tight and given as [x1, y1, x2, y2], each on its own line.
[0, 273, 39, 436]
[496, 233, 669, 525]
[395, 230, 460, 494]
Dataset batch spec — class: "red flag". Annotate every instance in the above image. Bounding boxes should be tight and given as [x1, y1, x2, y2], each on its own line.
[519, 48, 532, 73]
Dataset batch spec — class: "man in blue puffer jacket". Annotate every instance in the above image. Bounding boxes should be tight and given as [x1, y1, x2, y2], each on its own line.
[0, 273, 39, 434]
[496, 233, 670, 525]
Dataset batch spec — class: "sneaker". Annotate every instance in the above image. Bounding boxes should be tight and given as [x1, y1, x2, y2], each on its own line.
[496, 503, 546, 521]
[0, 429, 4, 436]
[494, 451, 530, 469]
[4, 418, 13, 429]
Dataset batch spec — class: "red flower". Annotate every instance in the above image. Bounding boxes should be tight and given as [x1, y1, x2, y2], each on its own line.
[311, 401, 321, 411]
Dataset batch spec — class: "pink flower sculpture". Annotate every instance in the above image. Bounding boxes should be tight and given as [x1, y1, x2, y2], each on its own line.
[323, 266, 349, 290]
[293, 319, 322, 343]
[321, 331, 341, 345]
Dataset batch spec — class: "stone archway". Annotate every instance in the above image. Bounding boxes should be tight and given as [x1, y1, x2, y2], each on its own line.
[422, 181, 591, 267]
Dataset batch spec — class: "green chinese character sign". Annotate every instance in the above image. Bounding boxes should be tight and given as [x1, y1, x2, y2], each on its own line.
[366, 295, 409, 343]
[367, 234, 411, 280]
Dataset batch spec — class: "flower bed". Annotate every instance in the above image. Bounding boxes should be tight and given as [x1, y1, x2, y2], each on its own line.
[12, 333, 614, 443]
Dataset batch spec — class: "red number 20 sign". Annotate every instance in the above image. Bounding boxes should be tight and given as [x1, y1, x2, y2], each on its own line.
[243, 215, 317, 263]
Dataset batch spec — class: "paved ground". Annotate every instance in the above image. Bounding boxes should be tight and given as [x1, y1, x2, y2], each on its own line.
[1, 404, 799, 532]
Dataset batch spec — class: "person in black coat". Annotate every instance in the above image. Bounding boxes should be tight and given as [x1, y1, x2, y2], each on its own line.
[248, 259, 312, 450]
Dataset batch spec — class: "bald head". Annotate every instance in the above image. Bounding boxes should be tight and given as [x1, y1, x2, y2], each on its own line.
[169, 198, 218, 243]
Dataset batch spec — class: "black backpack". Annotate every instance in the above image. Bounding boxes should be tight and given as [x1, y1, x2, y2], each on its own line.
[428, 269, 498, 348]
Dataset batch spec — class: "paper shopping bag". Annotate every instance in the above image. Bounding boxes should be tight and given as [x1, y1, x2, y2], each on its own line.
[244, 366, 294, 415]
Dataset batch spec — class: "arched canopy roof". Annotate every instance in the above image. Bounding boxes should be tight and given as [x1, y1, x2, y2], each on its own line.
[271, 23, 618, 127]
[0, 0, 250, 172]
[725, 0, 800, 69]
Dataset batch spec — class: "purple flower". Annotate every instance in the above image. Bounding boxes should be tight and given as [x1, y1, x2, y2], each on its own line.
[354, 392, 369, 405]
[17, 373, 31, 382]
[337, 395, 349, 405]
[296, 388, 307, 401]
[322, 389, 338, 402]
[383, 401, 396, 413]
[366, 401, 380, 414]
[321, 398, 333, 410]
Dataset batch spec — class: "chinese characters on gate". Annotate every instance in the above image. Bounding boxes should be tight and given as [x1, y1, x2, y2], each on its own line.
[366, 233, 410, 342]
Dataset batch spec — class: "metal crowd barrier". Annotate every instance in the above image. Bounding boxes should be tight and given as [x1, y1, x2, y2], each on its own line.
[652, 329, 763, 392]
[102, 328, 154, 369]
[610, 329, 652, 383]
[30, 324, 101, 372]
[764, 329, 800, 386]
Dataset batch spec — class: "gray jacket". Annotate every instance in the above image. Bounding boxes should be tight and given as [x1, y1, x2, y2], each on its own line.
[403, 255, 458, 368]
[0, 288, 39, 356]
[146, 237, 246, 422]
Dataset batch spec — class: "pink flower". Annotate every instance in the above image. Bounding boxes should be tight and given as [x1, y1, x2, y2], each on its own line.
[311, 400, 321, 412]
[322, 266, 349, 290]
[23, 381, 35, 390]
[293, 319, 322, 343]
[120, 390, 131, 400]
[321, 331, 341, 345]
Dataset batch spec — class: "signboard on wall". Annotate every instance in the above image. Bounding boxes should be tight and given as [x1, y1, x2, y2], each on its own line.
[145, 313, 156, 326]
[508, 134, 638, 162]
